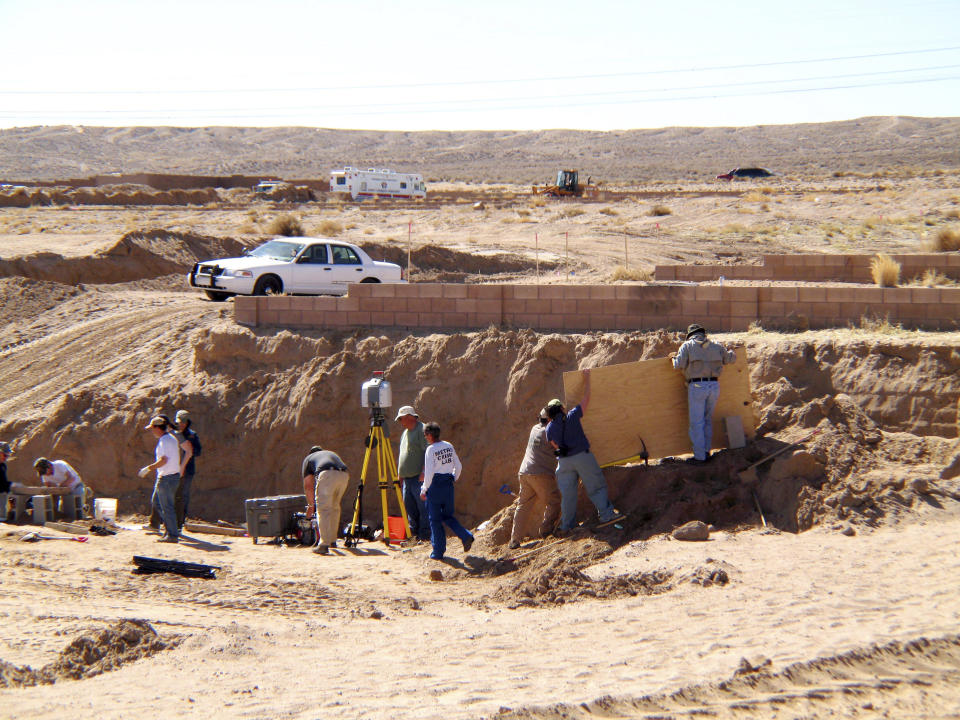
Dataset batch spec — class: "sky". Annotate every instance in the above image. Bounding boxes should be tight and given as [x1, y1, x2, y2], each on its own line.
[1, 0, 959, 131]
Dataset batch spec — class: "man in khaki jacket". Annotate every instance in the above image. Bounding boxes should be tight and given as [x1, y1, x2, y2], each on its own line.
[672, 324, 737, 464]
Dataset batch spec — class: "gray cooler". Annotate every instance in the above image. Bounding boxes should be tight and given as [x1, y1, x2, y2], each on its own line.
[244, 494, 307, 543]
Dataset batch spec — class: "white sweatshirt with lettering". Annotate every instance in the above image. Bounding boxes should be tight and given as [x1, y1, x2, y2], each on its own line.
[422, 440, 462, 493]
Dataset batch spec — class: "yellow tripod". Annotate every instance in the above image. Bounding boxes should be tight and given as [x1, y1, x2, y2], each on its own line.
[345, 407, 411, 547]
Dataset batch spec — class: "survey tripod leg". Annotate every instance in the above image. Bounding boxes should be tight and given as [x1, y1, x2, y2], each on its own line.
[345, 413, 412, 547]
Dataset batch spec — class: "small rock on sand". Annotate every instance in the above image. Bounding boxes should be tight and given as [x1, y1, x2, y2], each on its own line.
[429, 569, 443, 581]
[672, 521, 710, 541]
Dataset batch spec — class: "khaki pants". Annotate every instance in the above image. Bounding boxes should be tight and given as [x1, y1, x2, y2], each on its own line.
[511, 472, 561, 543]
[314, 468, 350, 547]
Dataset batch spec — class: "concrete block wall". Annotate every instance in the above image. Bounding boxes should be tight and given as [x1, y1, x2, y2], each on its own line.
[234, 282, 960, 332]
[655, 253, 960, 283]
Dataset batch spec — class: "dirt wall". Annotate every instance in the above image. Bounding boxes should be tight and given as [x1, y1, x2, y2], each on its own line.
[2, 322, 957, 532]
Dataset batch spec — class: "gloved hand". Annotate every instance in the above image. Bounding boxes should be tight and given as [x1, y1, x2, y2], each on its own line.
[138, 466, 151, 479]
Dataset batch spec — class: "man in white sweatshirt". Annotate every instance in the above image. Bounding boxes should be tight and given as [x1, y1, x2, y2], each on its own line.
[419, 422, 474, 561]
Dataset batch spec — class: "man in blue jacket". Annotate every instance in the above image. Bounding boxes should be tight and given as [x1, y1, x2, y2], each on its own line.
[545, 368, 623, 535]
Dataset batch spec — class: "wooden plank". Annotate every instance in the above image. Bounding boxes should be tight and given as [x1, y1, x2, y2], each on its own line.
[562, 349, 755, 466]
[11, 484, 72, 495]
[184, 522, 247, 537]
[42, 520, 89, 535]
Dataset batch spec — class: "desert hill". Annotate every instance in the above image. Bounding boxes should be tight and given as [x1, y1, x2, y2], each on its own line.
[2, 116, 960, 183]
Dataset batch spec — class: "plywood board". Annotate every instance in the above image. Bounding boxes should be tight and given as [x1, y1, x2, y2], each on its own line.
[562, 349, 755, 466]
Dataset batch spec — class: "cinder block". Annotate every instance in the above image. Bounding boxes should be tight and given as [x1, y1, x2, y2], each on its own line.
[654, 266, 677, 281]
[473, 313, 502, 327]
[415, 284, 444, 298]
[453, 299, 479, 313]
[334, 296, 359, 312]
[576, 299, 605, 314]
[526, 299, 552, 314]
[441, 284, 468, 298]
[695, 285, 723, 302]
[911, 287, 941, 304]
[882, 288, 912, 303]
[394, 283, 422, 298]
[348, 283, 374, 297]
[539, 286, 566, 299]
[370, 283, 398, 298]
[811, 302, 837, 318]
[550, 299, 578, 314]
[798, 287, 827, 303]
[358, 297, 383, 312]
[852, 287, 884, 303]
[680, 300, 709, 316]
[300, 310, 326, 325]
[708, 301, 732, 316]
[476, 299, 502, 315]
[468, 285, 503, 299]
[758, 301, 786, 317]
[513, 286, 539, 299]
[940, 288, 960, 303]
[614, 285, 645, 299]
[826, 287, 858, 303]
[406, 297, 432, 312]
[290, 296, 313, 311]
[588, 286, 618, 300]
[395, 312, 418, 326]
[723, 286, 758, 303]
[562, 314, 592, 330]
[234, 308, 256, 326]
[259, 309, 280, 325]
[346, 311, 371, 325]
[370, 311, 394, 325]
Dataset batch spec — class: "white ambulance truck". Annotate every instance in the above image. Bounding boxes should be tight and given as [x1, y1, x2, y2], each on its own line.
[329, 167, 427, 200]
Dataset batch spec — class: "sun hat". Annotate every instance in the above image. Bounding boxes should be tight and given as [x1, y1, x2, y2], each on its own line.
[395, 405, 418, 421]
[144, 416, 167, 430]
[686, 323, 706, 339]
[175, 409, 190, 423]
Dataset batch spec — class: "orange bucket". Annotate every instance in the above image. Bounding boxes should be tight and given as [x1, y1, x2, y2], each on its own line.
[387, 515, 407, 544]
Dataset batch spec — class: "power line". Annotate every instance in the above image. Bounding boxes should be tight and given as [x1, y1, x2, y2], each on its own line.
[2, 74, 957, 122]
[1, 46, 959, 96]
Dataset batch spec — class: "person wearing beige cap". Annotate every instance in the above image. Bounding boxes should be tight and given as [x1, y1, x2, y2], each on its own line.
[140, 416, 181, 543]
[34, 456, 86, 517]
[395, 405, 429, 542]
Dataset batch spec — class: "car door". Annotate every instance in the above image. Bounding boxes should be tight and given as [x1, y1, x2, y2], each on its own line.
[290, 243, 335, 294]
[327, 244, 366, 292]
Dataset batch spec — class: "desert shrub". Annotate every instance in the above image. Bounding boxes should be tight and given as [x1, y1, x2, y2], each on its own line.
[916, 269, 952, 287]
[648, 205, 672, 217]
[609, 267, 653, 282]
[517, 208, 530, 218]
[870, 253, 901, 287]
[315, 219, 343, 236]
[265, 214, 304, 236]
[529, 197, 546, 208]
[933, 226, 960, 251]
[599, 206, 618, 216]
[741, 191, 766, 202]
[856, 315, 902, 334]
[559, 207, 585, 218]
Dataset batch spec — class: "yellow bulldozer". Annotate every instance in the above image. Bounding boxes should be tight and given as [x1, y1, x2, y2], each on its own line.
[532, 169, 599, 198]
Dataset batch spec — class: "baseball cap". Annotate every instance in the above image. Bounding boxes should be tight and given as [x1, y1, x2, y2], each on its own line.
[144, 416, 166, 430]
[546, 399, 563, 411]
[0, 441, 12, 455]
[395, 405, 418, 421]
[175, 409, 190, 422]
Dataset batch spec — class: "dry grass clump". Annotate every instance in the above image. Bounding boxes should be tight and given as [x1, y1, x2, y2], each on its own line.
[609, 266, 653, 282]
[648, 205, 672, 217]
[932, 226, 960, 251]
[856, 315, 903, 334]
[529, 197, 547, 208]
[598, 206, 619, 216]
[913, 269, 958, 287]
[870, 253, 901, 287]
[265, 214, 304, 237]
[315, 219, 344, 236]
[559, 207, 586, 218]
[741, 191, 766, 202]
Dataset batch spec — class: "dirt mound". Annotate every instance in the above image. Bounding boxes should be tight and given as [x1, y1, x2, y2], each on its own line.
[0, 277, 79, 328]
[0, 619, 176, 688]
[0, 184, 220, 207]
[0, 229, 246, 285]
[359, 241, 561, 278]
[490, 633, 960, 719]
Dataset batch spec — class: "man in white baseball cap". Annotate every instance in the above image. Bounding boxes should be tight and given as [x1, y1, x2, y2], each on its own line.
[395, 405, 429, 542]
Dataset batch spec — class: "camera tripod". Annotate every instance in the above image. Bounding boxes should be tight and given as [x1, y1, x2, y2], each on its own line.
[344, 406, 412, 547]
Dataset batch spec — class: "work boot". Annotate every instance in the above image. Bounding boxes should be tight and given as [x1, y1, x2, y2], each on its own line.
[508, 540, 521, 550]
[157, 535, 179, 544]
[313, 543, 329, 555]
[462, 535, 474, 553]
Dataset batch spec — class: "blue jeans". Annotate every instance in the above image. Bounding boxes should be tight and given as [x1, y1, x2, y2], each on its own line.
[175, 474, 193, 529]
[687, 380, 720, 461]
[425, 474, 473, 559]
[153, 473, 180, 539]
[556, 451, 615, 530]
[402, 476, 430, 540]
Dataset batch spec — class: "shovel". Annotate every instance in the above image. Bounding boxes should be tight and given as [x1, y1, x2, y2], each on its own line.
[19, 531, 89, 543]
[738, 429, 820, 484]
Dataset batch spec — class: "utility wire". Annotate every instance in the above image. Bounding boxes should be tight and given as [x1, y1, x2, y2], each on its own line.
[1, 45, 959, 96]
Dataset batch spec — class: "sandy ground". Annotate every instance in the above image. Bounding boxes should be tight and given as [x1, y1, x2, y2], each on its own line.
[1, 504, 959, 720]
[0, 166, 959, 718]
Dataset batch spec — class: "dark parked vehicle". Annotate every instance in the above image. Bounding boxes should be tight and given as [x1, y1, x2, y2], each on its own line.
[716, 167, 774, 181]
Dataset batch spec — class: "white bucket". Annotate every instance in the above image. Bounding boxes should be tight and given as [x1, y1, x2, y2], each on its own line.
[94, 498, 117, 522]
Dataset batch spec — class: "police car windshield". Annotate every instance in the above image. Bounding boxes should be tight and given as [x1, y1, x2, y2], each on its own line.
[249, 240, 306, 261]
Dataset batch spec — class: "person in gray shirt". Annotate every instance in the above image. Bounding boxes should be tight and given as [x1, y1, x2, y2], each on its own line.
[395, 405, 429, 541]
[509, 407, 561, 549]
[672, 323, 737, 464]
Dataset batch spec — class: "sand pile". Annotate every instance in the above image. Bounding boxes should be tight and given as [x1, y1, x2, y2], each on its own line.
[0, 229, 247, 285]
[0, 184, 220, 207]
[0, 620, 176, 688]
